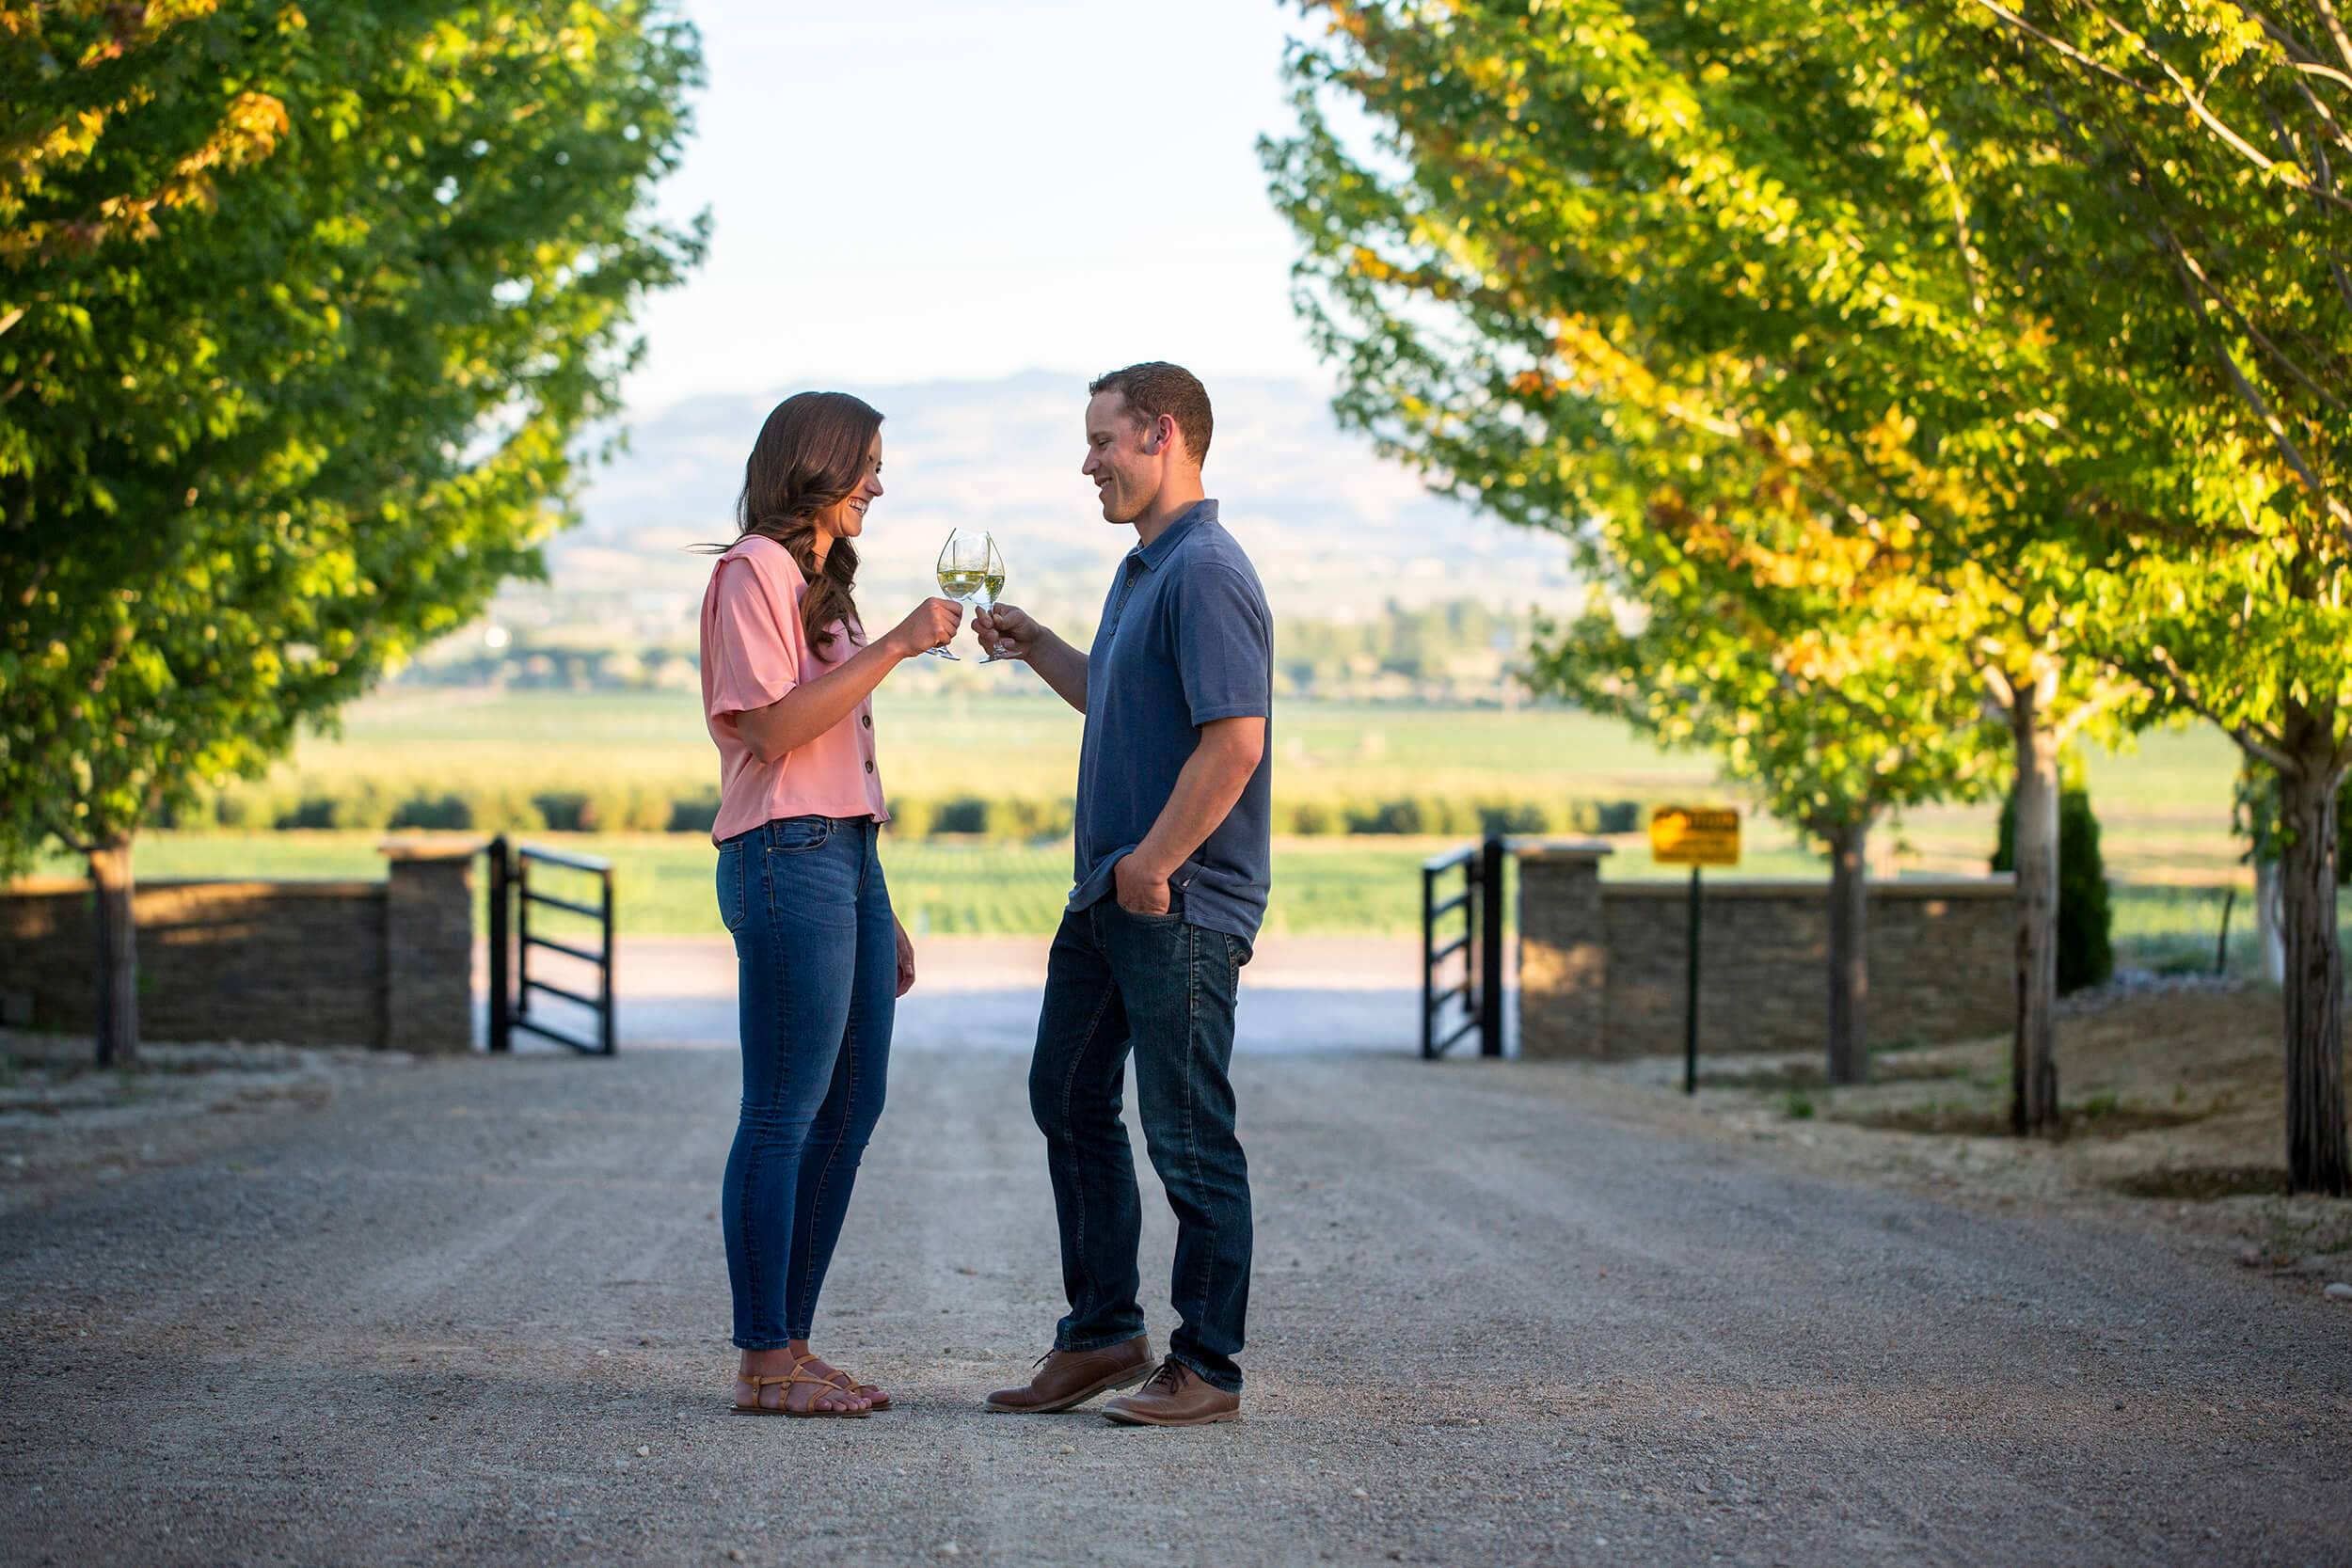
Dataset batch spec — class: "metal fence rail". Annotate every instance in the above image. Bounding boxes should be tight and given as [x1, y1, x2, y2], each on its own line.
[487, 836, 615, 1055]
[1421, 836, 1505, 1059]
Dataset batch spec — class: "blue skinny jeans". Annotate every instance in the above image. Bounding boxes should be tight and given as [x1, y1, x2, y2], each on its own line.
[716, 815, 894, 1350]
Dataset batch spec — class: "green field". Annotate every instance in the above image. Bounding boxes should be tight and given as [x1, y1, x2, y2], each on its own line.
[23, 689, 2293, 958]
[255, 688, 1724, 804]
[187, 688, 1725, 835]
[178, 688, 2248, 870]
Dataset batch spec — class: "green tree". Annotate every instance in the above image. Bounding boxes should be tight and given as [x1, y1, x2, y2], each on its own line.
[1936, 0, 2352, 1193]
[1534, 476, 2004, 1083]
[1261, 0, 2134, 1126]
[0, 1, 706, 1063]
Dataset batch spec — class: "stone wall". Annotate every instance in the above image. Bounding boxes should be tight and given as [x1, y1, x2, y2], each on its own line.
[1518, 845, 2014, 1060]
[0, 840, 480, 1053]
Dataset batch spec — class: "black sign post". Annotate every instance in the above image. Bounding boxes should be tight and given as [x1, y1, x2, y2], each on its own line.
[1685, 865, 1701, 1096]
[1650, 806, 1740, 1097]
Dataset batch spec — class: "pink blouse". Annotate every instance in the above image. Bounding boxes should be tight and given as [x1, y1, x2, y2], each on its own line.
[700, 534, 889, 844]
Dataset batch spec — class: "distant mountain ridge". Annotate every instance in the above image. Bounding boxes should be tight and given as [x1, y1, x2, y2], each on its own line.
[505, 371, 1576, 641]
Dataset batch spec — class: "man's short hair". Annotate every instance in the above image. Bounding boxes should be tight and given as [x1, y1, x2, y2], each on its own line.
[1089, 361, 1213, 467]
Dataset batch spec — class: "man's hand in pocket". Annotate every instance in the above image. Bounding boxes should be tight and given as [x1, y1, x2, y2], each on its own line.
[1114, 854, 1171, 916]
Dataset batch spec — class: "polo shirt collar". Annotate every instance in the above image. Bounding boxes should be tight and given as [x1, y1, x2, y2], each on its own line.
[1130, 499, 1218, 571]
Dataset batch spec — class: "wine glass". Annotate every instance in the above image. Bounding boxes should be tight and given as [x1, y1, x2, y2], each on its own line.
[934, 529, 1008, 662]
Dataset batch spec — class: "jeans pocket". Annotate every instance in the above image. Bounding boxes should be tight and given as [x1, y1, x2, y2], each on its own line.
[767, 815, 835, 855]
[715, 842, 749, 935]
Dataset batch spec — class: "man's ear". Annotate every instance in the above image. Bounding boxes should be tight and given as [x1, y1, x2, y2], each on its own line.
[1143, 415, 1173, 456]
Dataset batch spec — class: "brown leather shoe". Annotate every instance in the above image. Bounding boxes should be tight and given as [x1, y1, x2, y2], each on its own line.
[1101, 1357, 1241, 1427]
[983, 1334, 1154, 1414]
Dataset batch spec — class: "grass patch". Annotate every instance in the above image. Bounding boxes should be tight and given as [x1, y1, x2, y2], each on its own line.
[1839, 1096, 2216, 1139]
[2105, 1165, 2288, 1201]
[1703, 1056, 1968, 1092]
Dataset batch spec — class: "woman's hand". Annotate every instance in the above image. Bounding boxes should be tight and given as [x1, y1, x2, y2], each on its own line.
[975, 601, 1040, 661]
[886, 597, 963, 659]
[893, 917, 916, 997]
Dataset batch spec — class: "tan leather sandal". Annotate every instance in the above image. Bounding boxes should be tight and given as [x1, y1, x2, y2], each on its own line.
[730, 1358, 872, 1418]
[818, 1366, 892, 1411]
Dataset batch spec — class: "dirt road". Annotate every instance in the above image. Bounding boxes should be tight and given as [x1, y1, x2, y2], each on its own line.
[3, 1041, 2347, 1566]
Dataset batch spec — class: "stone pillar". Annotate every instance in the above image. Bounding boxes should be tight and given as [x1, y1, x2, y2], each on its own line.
[381, 838, 484, 1053]
[1515, 842, 1612, 1060]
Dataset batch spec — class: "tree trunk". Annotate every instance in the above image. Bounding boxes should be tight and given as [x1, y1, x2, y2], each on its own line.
[2275, 713, 2347, 1197]
[1825, 816, 1871, 1086]
[2254, 858, 2286, 983]
[88, 838, 139, 1069]
[2008, 680, 2061, 1135]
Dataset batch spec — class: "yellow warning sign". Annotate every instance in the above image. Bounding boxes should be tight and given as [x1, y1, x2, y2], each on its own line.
[1649, 806, 1740, 867]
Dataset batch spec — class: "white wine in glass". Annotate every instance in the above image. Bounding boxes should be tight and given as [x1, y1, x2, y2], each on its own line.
[934, 529, 1009, 662]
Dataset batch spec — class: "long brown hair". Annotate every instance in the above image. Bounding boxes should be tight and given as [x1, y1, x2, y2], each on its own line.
[730, 390, 882, 655]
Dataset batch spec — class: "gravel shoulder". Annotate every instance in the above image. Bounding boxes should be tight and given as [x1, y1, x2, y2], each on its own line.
[3, 1030, 2349, 1567]
[1608, 979, 2352, 1284]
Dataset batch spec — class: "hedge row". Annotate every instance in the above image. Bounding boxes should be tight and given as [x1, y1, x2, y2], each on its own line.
[167, 782, 1641, 842]
[167, 782, 691, 835]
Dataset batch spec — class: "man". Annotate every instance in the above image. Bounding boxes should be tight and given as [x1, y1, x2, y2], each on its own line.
[975, 362, 1271, 1427]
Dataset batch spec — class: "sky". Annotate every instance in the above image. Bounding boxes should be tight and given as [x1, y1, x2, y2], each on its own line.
[619, 0, 1332, 419]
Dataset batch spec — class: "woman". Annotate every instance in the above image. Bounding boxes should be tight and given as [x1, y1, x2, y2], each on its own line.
[700, 390, 961, 1417]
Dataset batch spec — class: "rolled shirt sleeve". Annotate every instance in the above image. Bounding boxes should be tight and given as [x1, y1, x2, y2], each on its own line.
[704, 553, 805, 721]
[1174, 564, 1273, 726]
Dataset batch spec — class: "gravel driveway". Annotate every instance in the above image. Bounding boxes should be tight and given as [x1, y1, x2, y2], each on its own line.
[3, 1040, 2346, 1566]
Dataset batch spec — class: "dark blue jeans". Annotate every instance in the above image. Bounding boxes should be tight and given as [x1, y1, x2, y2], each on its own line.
[1028, 898, 1253, 1392]
[716, 816, 894, 1350]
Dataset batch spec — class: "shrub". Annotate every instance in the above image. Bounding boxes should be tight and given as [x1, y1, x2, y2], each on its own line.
[887, 795, 1077, 842]
[389, 792, 475, 832]
[517, 785, 670, 834]
[884, 796, 937, 838]
[469, 784, 547, 833]
[988, 797, 1073, 841]
[276, 794, 342, 830]
[930, 797, 989, 835]
[209, 784, 293, 829]
[668, 790, 722, 835]
[1345, 795, 1471, 834]
[616, 786, 678, 833]
[1284, 799, 1343, 835]
[532, 791, 594, 832]
[1563, 799, 1640, 835]
[1474, 800, 1549, 835]
[1992, 780, 2115, 994]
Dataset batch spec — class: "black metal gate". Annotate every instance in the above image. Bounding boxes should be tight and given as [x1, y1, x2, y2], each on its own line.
[1421, 835, 1505, 1059]
[486, 836, 615, 1055]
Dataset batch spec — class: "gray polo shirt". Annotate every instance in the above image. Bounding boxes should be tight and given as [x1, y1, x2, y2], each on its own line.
[1068, 499, 1274, 944]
